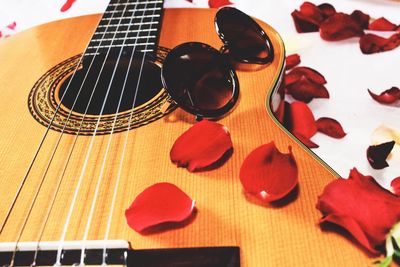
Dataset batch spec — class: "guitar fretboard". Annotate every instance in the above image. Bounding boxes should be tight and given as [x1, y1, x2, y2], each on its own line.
[85, 0, 164, 57]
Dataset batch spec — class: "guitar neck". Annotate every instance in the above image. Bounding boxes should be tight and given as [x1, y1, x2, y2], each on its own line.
[85, 0, 164, 57]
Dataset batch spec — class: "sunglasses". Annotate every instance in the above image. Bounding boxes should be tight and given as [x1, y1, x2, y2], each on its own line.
[161, 7, 274, 119]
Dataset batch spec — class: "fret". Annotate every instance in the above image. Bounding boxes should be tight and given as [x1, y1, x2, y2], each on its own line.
[104, 7, 161, 13]
[96, 22, 159, 29]
[108, 1, 163, 6]
[89, 36, 156, 48]
[88, 38, 157, 50]
[96, 21, 159, 30]
[134, 21, 159, 25]
[99, 17, 159, 26]
[89, 43, 155, 49]
[94, 25, 155, 35]
[102, 10, 161, 19]
[93, 29, 157, 38]
[106, 3, 163, 12]
[84, 0, 164, 58]
[101, 14, 160, 20]
[94, 25, 156, 36]
[88, 38, 156, 49]
[90, 36, 156, 42]
[85, 43, 156, 57]
[85, 49, 154, 56]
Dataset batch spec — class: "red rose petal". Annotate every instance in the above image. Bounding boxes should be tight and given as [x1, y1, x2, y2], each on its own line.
[285, 65, 329, 102]
[288, 101, 317, 139]
[208, 0, 233, 8]
[369, 17, 398, 31]
[240, 142, 298, 202]
[286, 76, 329, 103]
[317, 168, 400, 254]
[360, 32, 400, 54]
[317, 3, 336, 18]
[170, 120, 233, 172]
[350, 10, 370, 29]
[320, 13, 364, 41]
[291, 1, 324, 33]
[286, 66, 327, 85]
[321, 214, 379, 254]
[390, 177, 400, 196]
[285, 54, 301, 70]
[299, 2, 325, 25]
[293, 131, 319, 148]
[61, 0, 76, 12]
[291, 2, 337, 33]
[284, 72, 301, 87]
[367, 141, 395, 169]
[6, 22, 16, 30]
[316, 117, 346, 138]
[125, 183, 195, 233]
[291, 10, 320, 33]
[368, 87, 400, 104]
[274, 99, 287, 124]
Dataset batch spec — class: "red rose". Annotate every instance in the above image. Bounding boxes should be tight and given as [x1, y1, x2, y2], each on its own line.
[317, 168, 400, 255]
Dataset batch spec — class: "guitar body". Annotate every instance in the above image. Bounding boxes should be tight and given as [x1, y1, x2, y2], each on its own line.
[0, 8, 371, 266]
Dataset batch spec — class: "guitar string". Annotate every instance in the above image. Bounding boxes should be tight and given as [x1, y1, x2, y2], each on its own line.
[0, 1, 117, 237]
[6, 2, 122, 266]
[77, 0, 147, 264]
[53, 0, 134, 264]
[26, 1, 125, 266]
[100, 1, 160, 264]
[5, 2, 122, 266]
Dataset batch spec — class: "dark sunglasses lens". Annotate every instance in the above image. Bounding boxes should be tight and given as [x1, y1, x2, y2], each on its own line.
[216, 7, 273, 64]
[162, 42, 238, 118]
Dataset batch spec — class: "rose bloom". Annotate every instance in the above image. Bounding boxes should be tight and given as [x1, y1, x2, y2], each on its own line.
[317, 168, 400, 255]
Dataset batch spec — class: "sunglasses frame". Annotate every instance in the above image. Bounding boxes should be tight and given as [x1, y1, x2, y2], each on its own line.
[162, 42, 240, 119]
[215, 7, 275, 65]
[161, 7, 275, 119]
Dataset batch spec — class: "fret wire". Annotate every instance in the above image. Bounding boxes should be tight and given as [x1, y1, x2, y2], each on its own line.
[97, 0, 163, 45]
[134, 21, 158, 25]
[104, 7, 161, 13]
[101, 14, 160, 20]
[103, 9, 162, 15]
[97, 22, 158, 29]
[93, 28, 157, 34]
[108, 0, 163, 5]
[99, 19, 158, 27]
[85, 50, 153, 56]
[107, 3, 162, 11]
[90, 36, 156, 42]
[87, 43, 155, 49]
[101, 12, 160, 19]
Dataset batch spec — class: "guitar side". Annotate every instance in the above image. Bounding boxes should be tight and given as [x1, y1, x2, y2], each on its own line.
[0, 8, 371, 266]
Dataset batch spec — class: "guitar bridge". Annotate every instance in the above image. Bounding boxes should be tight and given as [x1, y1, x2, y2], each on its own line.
[0, 241, 240, 266]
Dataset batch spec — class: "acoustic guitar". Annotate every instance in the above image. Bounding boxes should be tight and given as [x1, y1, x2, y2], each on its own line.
[0, 0, 373, 266]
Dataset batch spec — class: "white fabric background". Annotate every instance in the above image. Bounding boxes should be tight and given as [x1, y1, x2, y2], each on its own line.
[0, 0, 399, 187]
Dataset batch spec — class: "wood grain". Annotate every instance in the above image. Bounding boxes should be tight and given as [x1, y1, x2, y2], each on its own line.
[0, 9, 372, 266]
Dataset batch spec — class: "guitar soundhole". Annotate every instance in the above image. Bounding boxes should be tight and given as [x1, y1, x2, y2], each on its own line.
[28, 47, 176, 135]
[28, 47, 175, 135]
[59, 54, 163, 115]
